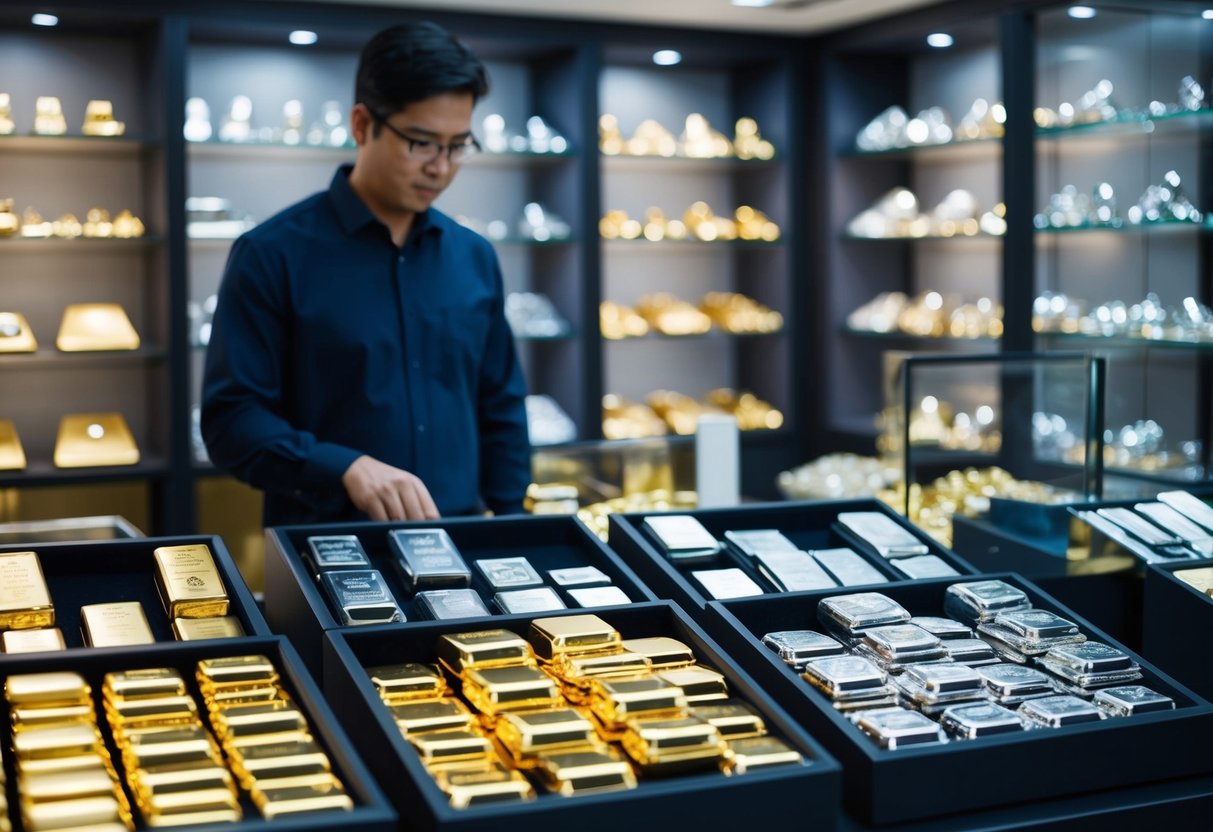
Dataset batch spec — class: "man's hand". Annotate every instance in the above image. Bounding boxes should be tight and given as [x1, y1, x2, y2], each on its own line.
[341, 455, 441, 521]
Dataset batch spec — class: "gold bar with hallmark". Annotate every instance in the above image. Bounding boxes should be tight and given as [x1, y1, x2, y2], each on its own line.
[11, 703, 94, 731]
[211, 702, 307, 740]
[367, 663, 448, 702]
[495, 708, 600, 764]
[620, 636, 697, 669]
[2, 628, 66, 654]
[389, 698, 475, 736]
[80, 602, 155, 647]
[655, 666, 729, 703]
[462, 665, 561, 716]
[196, 655, 278, 692]
[534, 747, 637, 796]
[0, 551, 55, 631]
[408, 728, 494, 765]
[172, 616, 246, 641]
[152, 544, 229, 619]
[589, 677, 687, 732]
[5, 671, 90, 707]
[723, 735, 803, 775]
[435, 629, 535, 677]
[690, 700, 767, 739]
[250, 780, 354, 819]
[528, 614, 621, 660]
[433, 761, 535, 808]
[103, 669, 186, 702]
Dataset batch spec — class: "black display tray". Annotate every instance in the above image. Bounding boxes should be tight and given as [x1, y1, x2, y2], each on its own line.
[1143, 561, 1213, 701]
[700, 573, 1213, 826]
[265, 515, 658, 676]
[0, 634, 397, 831]
[322, 601, 842, 832]
[607, 498, 975, 611]
[0, 535, 270, 652]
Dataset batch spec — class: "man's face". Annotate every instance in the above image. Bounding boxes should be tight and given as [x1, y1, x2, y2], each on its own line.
[353, 91, 475, 216]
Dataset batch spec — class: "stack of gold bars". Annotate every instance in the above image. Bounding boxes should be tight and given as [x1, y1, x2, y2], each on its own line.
[366, 614, 803, 809]
[6, 671, 133, 830]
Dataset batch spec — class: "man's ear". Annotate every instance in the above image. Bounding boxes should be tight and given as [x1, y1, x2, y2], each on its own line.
[350, 103, 373, 146]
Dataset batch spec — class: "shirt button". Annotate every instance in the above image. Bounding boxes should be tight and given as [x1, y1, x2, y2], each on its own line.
[397, 255, 405, 264]
[417, 424, 427, 433]
[411, 360, 420, 370]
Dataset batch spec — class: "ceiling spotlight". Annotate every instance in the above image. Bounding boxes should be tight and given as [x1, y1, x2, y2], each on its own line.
[1203, 10, 1213, 19]
[1067, 6, 1097, 19]
[652, 49, 682, 66]
[731, 0, 775, 6]
[288, 30, 318, 46]
[31, 13, 59, 26]
[926, 33, 954, 48]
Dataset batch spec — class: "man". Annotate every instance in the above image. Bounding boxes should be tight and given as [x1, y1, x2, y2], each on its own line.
[202, 22, 530, 526]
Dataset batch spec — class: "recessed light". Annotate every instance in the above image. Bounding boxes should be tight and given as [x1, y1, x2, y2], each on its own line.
[1067, 6, 1097, 19]
[289, 30, 318, 46]
[1203, 9, 1213, 19]
[731, 0, 775, 6]
[652, 49, 682, 66]
[31, 13, 58, 26]
[926, 33, 953, 48]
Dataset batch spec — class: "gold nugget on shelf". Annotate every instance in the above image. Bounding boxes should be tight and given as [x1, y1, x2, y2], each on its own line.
[0, 312, 37, 352]
[82, 207, 113, 238]
[647, 389, 718, 436]
[598, 208, 642, 240]
[111, 209, 145, 239]
[734, 205, 780, 241]
[680, 113, 732, 158]
[56, 303, 140, 352]
[81, 100, 125, 137]
[0, 92, 14, 134]
[0, 198, 19, 236]
[598, 113, 624, 156]
[53, 412, 140, 468]
[52, 213, 82, 238]
[0, 420, 28, 471]
[707, 388, 784, 431]
[602, 394, 667, 440]
[683, 201, 736, 241]
[734, 117, 775, 160]
[20, 207, 52, 238]
[626, 118, 677, 157]
[700, 292, 783, 334]
[599, 300, 649, 339]
[634, 293, 712, 336]
[33, 95, 66, 135]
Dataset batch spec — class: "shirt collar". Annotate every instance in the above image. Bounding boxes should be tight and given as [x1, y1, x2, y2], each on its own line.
[328, 164, 443, 243]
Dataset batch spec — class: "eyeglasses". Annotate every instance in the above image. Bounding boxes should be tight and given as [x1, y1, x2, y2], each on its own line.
[369, 110, 480, 163]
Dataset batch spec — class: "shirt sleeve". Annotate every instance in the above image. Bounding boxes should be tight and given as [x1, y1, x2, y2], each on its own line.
[200, 234, 362, 512]
[475, 253, 531, 515]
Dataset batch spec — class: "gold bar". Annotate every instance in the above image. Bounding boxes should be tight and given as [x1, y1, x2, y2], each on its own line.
[227, 739, 331, 789]
[495, 708, 599, 763]
[620, 636, 697, 669]
[11, 703, 94, 731]
[122, 728, 222, 770]
[19, 765, 116, 803]
[196, 655, 277, 691]
[655, 666, 729, 703]
[143, 809, 241, 826]
[723, 736, 804, 775]
[589, 677, 687, 731]
[20, 795, 125, 830]
[462, 666, 562, 715]
[367, 663, 447, 702]
[17, 754, 115, 778]
[435, 629, 535, 677]
[551, 650, 651, 684]
[433, 761, 535, 808]
[408, 728, 493, 764]
[12, 724, 104, 760]
[528, 614, 621, 660]
[5, 672, 90, 707]
[250, 781, 354, 819]
[224, 730, 315, 752]
[133, 765, 233, 797]
[0, 551, 55, 631]
[620, 717, 723, 764]
[80, 602, 155, 647]
[105, 694, 197, 726]
[534, 747, 637, 796]
[0, 312, 38, 353]
[53, 412, 140, 468]
[690, 700, 767, 739]
[0, 418, 27, 471]
[56, 303, 140, 352]
[203, 686, 288, 711]
[103, 669, 186, 702]
[35, 825, 128, 832]
[141, 788, 239, 818]
[2, 628, 66, 654]
[211, 702, 307, 740]
[389, 698, 474, 736]
[172, 616, 245, 641]
[152, 545, 229, 619]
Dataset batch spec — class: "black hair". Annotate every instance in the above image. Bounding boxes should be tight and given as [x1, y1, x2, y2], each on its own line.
[355, 21, 488, 128]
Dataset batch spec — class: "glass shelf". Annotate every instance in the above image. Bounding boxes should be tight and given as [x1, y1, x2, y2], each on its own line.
[842, 231, 1003, 242]
[601, 154, 779, 173]
[0, 236, 164, 251]
[603, 238, 784, 250]
[0, 347, 167, 367]
[0, 133, 158, 155]
[843, 136, 1001, 163]
[0, 458, 170, 487]
[1036, 108, 1213, 142]
[1035, 219, 1209, 235]
[604, 329, 784, 342]
[843, 326, 1000, 344]
[1037, 331, 1213, 351]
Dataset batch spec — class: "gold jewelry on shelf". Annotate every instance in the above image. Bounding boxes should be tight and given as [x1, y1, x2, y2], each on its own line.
[634, 293, 712, 336]
[734, 117, 774, 160]
[20, 207, 51, 238]
[599, 113, 624, 155]
[0, 92, 14, 135]
[699, 292, 783, 334]
[52, 213, 82, 238]
[0, 198, 18, 236]
[82, 207, 113, 238]
[679, 113, 732, 159]
[706, 388, 784, 431]
[111, 209, 145, 239]
[81, 99, 125, 137]
[0, 311, 37, 352]
[602, 394, 668, 440]
[33, 95, 67, 135]
[56, 303, 141, 352]
[646, 390, 715, 436]
[683, 201, 736, 241]
[599, 301, 649, 339]
[734, 205, 780, 241]
[625, 119, 677, 157]
[0, 420, 26, 471]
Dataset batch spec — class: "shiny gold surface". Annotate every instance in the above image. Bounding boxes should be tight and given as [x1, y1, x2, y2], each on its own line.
[21, 795, 124, 830]
[105, 694, 197, 726]
[435, 629, 535, 677]
[408, 728, 494, 764]
[462, 666, 561, 715]
[589, 677, 687, 731]
[56, 304, 140, 352]
[211, 702, 306, 740]
[80, 99, 125, 137]
[18, 766, 116, 803]
[528, 614, 621, 660]
[655, 666, 729, 703]
[367, 662, 447, 702]
[534, 747, 637, 796]
[5, 671, 87, 706]
[153, 544, 229, 619]
[388, 698, 474, 736]
[433, 761, 535, 808]
[250, 781, 353, 819]
[171, 616, 245, 641]
[0, 312, 37, 352]
[81, 602, 154, 647]
[495, 708, 599, 762]
[104, 669, 187, 702]
[12, 723, 105, 761]
[723, 735, 803, 775]
[2, 627, 65, 654]
[196, 654, 277, 691]
[619, 637, 696, 669]
[0, 551, 54, 630]
[0, 419, 26, 471]
[10, 702, 91, 730]
[690, 700, 767, 739]
[53, 412, 140, 468]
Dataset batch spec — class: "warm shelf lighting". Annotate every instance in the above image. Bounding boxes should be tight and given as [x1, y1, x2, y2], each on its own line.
[289, 30, 318, 46]
[652, 49, 682, 66]
[731, 0, 775, 6]
[31, 13, 58, 26]
[1067, 6, 1097, 19]
[926, 33, 954, 48]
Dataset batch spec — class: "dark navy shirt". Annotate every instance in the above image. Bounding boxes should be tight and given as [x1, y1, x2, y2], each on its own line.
[201, 165, 530, 526]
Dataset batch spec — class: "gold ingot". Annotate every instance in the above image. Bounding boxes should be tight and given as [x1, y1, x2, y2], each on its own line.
[433, 761, 535, 808]
[3, 627, 65, 655]
[19, 765, 117, 804]
[172, 615, 245, 641]
[104, 669, 186, 702]
[196, 655, 277, 692]
[56, 303, 140, 352]
[81, 100, 125, 137]
[389, 698, 474, 736]
[153, 544, 228, 619]
[20, 206, 52, 238]
[250, 780, 353, 820]
[495, 708, 600, 764]
[654, 665, 729, 703]
[602, 394, 667, 440]
[599, 301, 649, 339]
[723, 735, 803, 775]
[21, 795, 126, 830]
[634, 292, 712, 336]
[367, 663, 447, 703]
[435, 629, 535, 677]
[0, 312, 37, 352]
[528, 613, 621, 660]
[691, 700, 767, 739]
[620, 716, 723, 766]
[534, 746, 636, 796]
[0, 197, 19, 235]
[81, 602, 155, 647]
[407, 727, 493, 764]
[12, 723, 105, 761]
[52, 213, 82, 238]
[32, 96, 66, 136]
[111, 209, 144, 238]
[0, 553, 55, 631]
[5, 671, 86, 706]
[53, 412, 139, 468]
[82, 207, 113, 238]
[462, 665, 561, 716]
